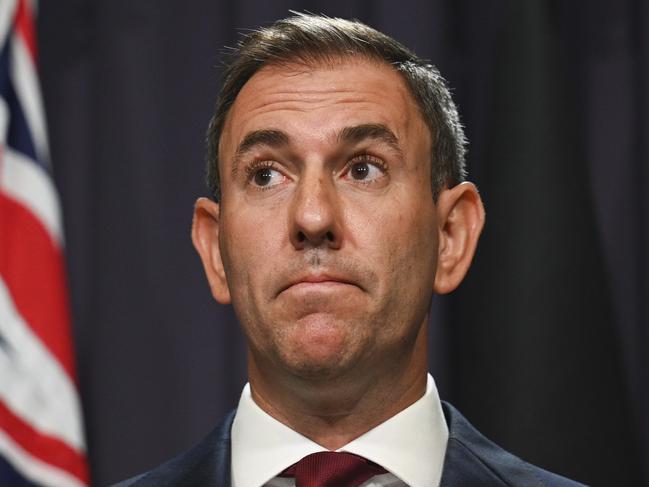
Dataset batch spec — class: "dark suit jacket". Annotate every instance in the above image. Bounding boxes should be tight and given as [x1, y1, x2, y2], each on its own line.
[114, 402, 586, 486]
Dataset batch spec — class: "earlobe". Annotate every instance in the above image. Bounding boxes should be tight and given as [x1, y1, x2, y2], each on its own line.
[191, 197, 232, 304]
[433, 182, 485, 295]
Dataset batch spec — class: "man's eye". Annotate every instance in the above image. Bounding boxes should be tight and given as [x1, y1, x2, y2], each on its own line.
[345, 157, 386, 182]
[249, 164, 284, 188]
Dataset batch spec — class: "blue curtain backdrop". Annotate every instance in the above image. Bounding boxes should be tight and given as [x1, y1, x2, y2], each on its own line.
[38, 1, 647, 485]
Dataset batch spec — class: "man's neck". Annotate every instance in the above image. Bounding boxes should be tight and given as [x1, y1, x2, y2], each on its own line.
[247, 332, 428, 450]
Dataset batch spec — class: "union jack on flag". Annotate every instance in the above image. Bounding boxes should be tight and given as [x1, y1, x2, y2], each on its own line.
[0, 0, 89, 486]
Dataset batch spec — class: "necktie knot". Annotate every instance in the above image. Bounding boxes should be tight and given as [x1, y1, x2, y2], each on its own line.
[281, 451, 387, 487]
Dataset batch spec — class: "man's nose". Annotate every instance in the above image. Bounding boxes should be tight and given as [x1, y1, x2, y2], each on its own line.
[289, 173, 342, 250]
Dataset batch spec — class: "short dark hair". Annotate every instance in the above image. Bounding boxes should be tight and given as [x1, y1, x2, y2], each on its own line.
[206, 13, 467, 202]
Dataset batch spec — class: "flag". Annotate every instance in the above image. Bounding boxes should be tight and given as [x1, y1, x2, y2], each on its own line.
[0, 0, 89, 485]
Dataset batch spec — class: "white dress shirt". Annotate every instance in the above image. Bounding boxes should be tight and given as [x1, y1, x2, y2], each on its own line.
[231, 374, 448, 487]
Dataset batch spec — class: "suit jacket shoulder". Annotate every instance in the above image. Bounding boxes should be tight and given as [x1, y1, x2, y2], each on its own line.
[440, 402, 587, 486]
[112, 410, 234, 487]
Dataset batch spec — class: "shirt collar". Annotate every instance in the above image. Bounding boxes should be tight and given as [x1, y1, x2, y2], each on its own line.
[231, 374, 448, 487]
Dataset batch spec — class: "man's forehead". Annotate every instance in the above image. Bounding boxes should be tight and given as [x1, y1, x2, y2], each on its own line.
[231, 58, 412, 111]
[219, 57, 426, 158]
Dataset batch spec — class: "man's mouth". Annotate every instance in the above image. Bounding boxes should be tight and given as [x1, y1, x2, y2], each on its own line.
[278, 272, 360, 296]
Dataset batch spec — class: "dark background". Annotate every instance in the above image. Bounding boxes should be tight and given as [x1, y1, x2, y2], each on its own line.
[37, 1, 648, 486]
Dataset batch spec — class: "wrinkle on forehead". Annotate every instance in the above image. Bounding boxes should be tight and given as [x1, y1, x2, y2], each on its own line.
[244, 93, 377, 115]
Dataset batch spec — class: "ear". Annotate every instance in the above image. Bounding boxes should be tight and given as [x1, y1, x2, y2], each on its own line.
[433, 182, 485, 294]
[191, 197, 232, 304]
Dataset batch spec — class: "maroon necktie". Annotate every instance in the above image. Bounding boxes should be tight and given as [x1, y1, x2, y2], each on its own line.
[280, 451, 388, 487]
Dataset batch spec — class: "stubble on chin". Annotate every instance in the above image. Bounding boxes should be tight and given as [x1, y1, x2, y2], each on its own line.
[260, 309, 374, 382]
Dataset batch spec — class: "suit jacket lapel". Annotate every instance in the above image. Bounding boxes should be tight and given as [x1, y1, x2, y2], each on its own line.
[439, 402, 508, 486]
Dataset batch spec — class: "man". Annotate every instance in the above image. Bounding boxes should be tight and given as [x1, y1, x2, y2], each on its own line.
[116, 13, 584, 487]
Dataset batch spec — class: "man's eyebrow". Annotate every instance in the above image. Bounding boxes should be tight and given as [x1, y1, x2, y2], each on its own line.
[232, 129, 289, 176]
[337, 124, 403, 156]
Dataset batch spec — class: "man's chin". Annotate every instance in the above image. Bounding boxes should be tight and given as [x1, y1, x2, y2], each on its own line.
[251, 312, 372, 382]
[280, 332, 361, 381]
[283, 356, 358, 382]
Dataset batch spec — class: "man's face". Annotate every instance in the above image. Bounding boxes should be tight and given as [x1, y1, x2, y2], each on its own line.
[215, 58, 439, 381]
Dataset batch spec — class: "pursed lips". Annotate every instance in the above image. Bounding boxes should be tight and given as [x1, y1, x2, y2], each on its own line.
[278, 273, 360, 296]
